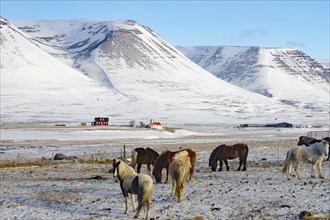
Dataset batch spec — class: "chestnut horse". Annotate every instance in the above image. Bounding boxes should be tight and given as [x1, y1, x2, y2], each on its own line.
[131, 147, 159, 174]
[152, 149, 196, 183]
[298, 136, 330, 160]
[209, 143, 249, 172]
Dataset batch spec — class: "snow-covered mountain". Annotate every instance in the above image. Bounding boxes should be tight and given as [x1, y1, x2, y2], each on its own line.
[1, 18, 328, 125]
[176, 46, 329, 112]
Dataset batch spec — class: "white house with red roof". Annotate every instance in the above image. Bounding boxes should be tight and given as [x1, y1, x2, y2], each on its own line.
[148, 119, 162, 129]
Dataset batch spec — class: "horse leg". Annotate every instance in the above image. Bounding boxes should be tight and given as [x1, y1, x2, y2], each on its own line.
[124, 196, 129, 214]
[171, 179, 177, 196]
[165, 168, 170, 183]
[242, 159, 247, 171]
[237, 159, 242, 171]
[224, 160, 229, 171]
[146, 199, 151, 220]
[295, 162, 302, 180]
[219, 160, 223, 171]
[311, 162, 316, 178]
[188, 167, 194, 182]
[178, 182, 184, 202]
[287, 163, 292, 181]
[137, 164, 142, 174]
[147, 164, 151, 176]
[131, 194, 136, 211]
[317, 160, 324, 179]
[134, 201, 142, 219]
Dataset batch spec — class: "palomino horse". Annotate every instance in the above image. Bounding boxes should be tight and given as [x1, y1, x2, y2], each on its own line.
[169, 150, 192, 202]
[209, 143, 249, 172]
[112, 159, 153, 220]
[281, 140, 329, 181]
[298, 136, 330, 160]
[131, 147, 159, 174]
[152, 149, 196, 183]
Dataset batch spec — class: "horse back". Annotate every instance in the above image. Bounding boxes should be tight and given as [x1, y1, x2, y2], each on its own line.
[217, 143, 248, 160]
[154, 151, 176, 170]
[169, 159, 191, 180]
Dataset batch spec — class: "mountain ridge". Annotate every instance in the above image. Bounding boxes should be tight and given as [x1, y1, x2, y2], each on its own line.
[1, 18, 328, 125]
[177, 45, 329, 111]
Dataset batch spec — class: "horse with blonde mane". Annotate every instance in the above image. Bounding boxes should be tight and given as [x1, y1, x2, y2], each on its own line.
[152, 149, 196, 183]
[281, 139, 329, 181]
[169, 150, 192, 202]
[112, 159, 153, 219]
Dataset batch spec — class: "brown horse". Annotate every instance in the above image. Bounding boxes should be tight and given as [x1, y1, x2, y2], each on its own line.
[298, 136, 330, 160]
[209, 143, 249, 172]
[152, 149, 196, 183]
[131, 147, 159, 174]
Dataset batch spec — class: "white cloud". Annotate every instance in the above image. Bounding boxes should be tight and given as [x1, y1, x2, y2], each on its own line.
[285, 41, 306, 48]
[239, 28, 268, 39]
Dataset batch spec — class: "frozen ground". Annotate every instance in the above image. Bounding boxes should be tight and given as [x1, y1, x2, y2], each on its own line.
[0, 124, 329, 219]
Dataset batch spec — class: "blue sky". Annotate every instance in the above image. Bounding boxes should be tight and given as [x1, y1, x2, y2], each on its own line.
[1, 1, 329, 59]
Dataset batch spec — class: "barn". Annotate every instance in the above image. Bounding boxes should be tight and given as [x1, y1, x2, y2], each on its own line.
[91, 117, 109, 126]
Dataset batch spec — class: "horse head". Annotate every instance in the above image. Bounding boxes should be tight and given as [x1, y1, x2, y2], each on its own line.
[112, 159, 122, 178]
[297, 136, 316, 146]
[322, 139, 329, 157]
[209, 158, 218, 172]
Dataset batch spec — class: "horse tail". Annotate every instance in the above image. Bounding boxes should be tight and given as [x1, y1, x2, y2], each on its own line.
[136, 175, 153, 211]
[281, 150, 292, 173]
[131, 149, 138, 169]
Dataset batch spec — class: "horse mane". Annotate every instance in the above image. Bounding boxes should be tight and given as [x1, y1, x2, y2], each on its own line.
[160, 150, 170, 155]
[173, 150, 189, 160]
[146, 147, 160, 156]
[134, 147, 146, 154]
[115, 159, 135, 177]
[309, 139, 322, 145]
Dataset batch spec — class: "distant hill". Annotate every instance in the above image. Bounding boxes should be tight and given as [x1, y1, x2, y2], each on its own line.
[177, 46, 329, 112]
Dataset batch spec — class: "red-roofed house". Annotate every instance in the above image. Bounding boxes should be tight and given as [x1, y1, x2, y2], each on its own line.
[148, 119, 162, 129]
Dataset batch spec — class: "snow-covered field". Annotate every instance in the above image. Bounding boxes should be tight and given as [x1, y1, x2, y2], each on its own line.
[1, 125, 329, 219]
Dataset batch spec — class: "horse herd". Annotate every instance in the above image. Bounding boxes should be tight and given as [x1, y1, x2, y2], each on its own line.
[112, 136, 330, 219]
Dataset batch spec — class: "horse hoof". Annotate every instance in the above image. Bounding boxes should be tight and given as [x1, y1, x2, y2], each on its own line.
[320, 176, 325, 179]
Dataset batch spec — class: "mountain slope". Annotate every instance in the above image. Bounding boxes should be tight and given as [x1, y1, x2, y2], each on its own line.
[0, 17, 128, 123]
[1, 18, 327, 125]
[177, 46, 329, 111]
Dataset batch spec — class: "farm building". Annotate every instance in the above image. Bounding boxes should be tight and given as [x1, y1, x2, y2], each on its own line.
[91, 117, 109, 126]
[147, 119, 162, 129]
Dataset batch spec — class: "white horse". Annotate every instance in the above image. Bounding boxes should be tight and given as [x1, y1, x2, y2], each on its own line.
[112, 159, 153, 219]
[281, 139, 329, 181]
[169, 150, 192, 202]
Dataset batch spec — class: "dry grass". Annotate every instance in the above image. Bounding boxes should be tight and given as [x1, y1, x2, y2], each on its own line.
[0, 158, 113, 168]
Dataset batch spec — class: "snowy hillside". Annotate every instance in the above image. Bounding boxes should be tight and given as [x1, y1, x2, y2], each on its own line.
[318, 59, 330, 69]
[1, 18, 328, 125]
[177, 46, 329, 112]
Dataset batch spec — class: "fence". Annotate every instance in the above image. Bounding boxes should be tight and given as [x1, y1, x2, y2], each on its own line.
[307, 131, 330, 139]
